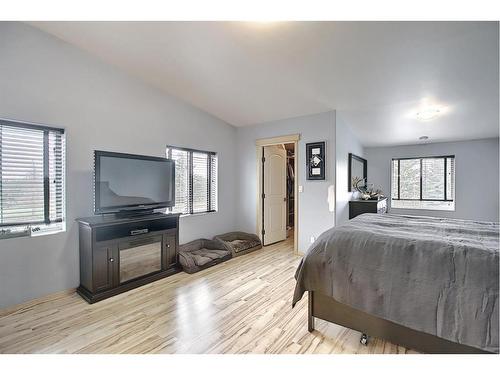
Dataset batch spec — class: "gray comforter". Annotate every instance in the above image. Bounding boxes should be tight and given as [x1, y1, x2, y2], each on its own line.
[292, 213, 499, 353]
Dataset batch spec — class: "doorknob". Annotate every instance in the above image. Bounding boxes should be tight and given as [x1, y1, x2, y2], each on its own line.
[109, 258, 115, 263]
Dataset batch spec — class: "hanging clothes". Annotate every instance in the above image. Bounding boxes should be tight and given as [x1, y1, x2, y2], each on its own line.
[287, 159, 294, 196]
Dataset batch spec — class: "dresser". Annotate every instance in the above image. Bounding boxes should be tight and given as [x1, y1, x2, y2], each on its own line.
[349, 197, 387, 219]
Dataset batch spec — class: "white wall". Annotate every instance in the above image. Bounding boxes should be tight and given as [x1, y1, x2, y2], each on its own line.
[0, 22, 237, 309]
[335, 113, 364, 225]
[236, 111, 336, 253]
[365, 138, 499, 221]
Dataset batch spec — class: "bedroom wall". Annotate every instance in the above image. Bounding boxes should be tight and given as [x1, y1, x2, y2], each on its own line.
[0, 22, 237, 309]
[335, 113, 364, 225]
[235, 111, 336, 254]
[365, 138, 499, 221]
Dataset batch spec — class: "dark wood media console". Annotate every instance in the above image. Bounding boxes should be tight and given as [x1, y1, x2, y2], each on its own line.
[76, 212, 181, 303]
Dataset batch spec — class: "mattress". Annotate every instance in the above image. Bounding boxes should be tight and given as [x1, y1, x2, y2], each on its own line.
[292, 213, 499, 352]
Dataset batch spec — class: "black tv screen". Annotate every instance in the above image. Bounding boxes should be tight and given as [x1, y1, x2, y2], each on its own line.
[94, 151, 175, 214]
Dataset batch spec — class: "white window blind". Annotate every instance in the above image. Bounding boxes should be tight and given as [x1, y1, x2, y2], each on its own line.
[0, 120, 65, 239]
[166, 146, 217, 215]
[192, 152, 209, 213]
[209, 153, 217, 213]
[391, 156, 455, 211]
[170, 148, 190, 214]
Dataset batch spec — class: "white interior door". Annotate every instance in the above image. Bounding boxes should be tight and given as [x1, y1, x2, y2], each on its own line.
[263, 145, 287, 245]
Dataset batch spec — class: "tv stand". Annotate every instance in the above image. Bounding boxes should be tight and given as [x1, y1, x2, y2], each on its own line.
[76, 212, 181, 303]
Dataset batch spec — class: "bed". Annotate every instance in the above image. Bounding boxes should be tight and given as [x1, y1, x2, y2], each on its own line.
[292, 213, 499, 353]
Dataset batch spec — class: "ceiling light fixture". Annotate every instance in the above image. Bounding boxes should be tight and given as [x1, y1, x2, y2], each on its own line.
[416, 107, 441, 121]
[419, 136, 429, 141]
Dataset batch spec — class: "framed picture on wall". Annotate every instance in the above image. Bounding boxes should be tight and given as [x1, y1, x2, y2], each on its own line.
[306, 141, 326, 180]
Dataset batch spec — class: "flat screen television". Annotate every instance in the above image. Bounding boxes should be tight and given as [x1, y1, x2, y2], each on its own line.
[94, 150, 175, 214]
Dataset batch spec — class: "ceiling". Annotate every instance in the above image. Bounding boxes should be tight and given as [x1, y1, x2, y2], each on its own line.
[30, 21, 499, 147]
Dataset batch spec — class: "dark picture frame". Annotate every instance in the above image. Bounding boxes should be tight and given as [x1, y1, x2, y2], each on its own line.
[306, 142, 326, 180]
[348, 153, 367, 192]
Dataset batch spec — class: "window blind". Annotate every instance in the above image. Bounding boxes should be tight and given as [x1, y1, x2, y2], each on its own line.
[209, 153, 217, 213]
[166, 146, 217, 215]
[170, 148, 191, 214]
[445, 157, 455, 202]
[399, 158, 421, 199]
[422, 157, 445, 200]
[0, 120, 65, 238]
[192, 151, 209, 213]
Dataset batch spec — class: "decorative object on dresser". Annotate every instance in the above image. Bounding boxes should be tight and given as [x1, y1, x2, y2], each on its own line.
[214, 231, 263, 257]
[306, 141, 326, 180]
[178, 238, 232, 274]
[349, 197, 387, 219]
[352, 176, 384, 200]
[76, 212, 180, 303]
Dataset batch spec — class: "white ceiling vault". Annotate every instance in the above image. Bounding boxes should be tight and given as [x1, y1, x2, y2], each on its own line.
[30, 21, 499, 147]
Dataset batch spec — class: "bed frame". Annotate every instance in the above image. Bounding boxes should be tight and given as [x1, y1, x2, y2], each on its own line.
[307, 291, 490, 354]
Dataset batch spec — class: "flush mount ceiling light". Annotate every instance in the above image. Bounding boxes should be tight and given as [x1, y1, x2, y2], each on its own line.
[416, 107, 442, 121]
[419, 136, 429, 141]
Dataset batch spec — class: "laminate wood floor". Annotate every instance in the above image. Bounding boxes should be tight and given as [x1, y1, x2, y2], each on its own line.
[0, 237, 418, 354]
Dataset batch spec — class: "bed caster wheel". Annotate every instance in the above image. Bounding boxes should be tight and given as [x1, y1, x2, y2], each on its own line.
[360, 333, 369, 346]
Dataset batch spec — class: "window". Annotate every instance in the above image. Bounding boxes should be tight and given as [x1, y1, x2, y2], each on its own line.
[0, 119, 66, 239]
[391, 155, 455, 211]
[166, 146, 217, 215]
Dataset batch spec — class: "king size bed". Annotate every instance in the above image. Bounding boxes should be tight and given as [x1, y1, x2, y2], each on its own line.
[292, 213, 499, 353]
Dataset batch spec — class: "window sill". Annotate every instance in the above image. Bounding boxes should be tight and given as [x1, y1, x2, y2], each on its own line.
[178, 211, 218, 218]
[391, 199, 455, 212]
[391, 207, 456, 212]
[390, 205, 455, 212]
[31, 228, 66, 237]
[0, 225, 66, 241]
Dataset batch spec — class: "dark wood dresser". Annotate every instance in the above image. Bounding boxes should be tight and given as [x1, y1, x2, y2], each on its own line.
[349, 197, 387, 219]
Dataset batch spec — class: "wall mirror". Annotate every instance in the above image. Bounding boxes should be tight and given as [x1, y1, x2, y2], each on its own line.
[348, 153, 367, 192]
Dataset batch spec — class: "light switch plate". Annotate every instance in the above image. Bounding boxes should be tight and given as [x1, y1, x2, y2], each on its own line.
[298, 185, 303, 193]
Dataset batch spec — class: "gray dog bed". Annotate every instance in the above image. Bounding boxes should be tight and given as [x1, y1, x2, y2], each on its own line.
[179, 239, 232, 274]
[214, 231, 262, 257]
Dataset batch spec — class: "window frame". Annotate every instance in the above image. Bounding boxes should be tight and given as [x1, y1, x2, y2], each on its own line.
[166, 145, 218, 216]
[0, 118, 66, 236]
[391, 155, 455, 204]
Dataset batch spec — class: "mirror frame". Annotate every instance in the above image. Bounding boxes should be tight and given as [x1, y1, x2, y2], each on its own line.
[348, 153, 367, 192]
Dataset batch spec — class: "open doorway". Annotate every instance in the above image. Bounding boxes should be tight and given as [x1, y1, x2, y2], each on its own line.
[256, 134, 299, 254]
[284, 143, 295, 242]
